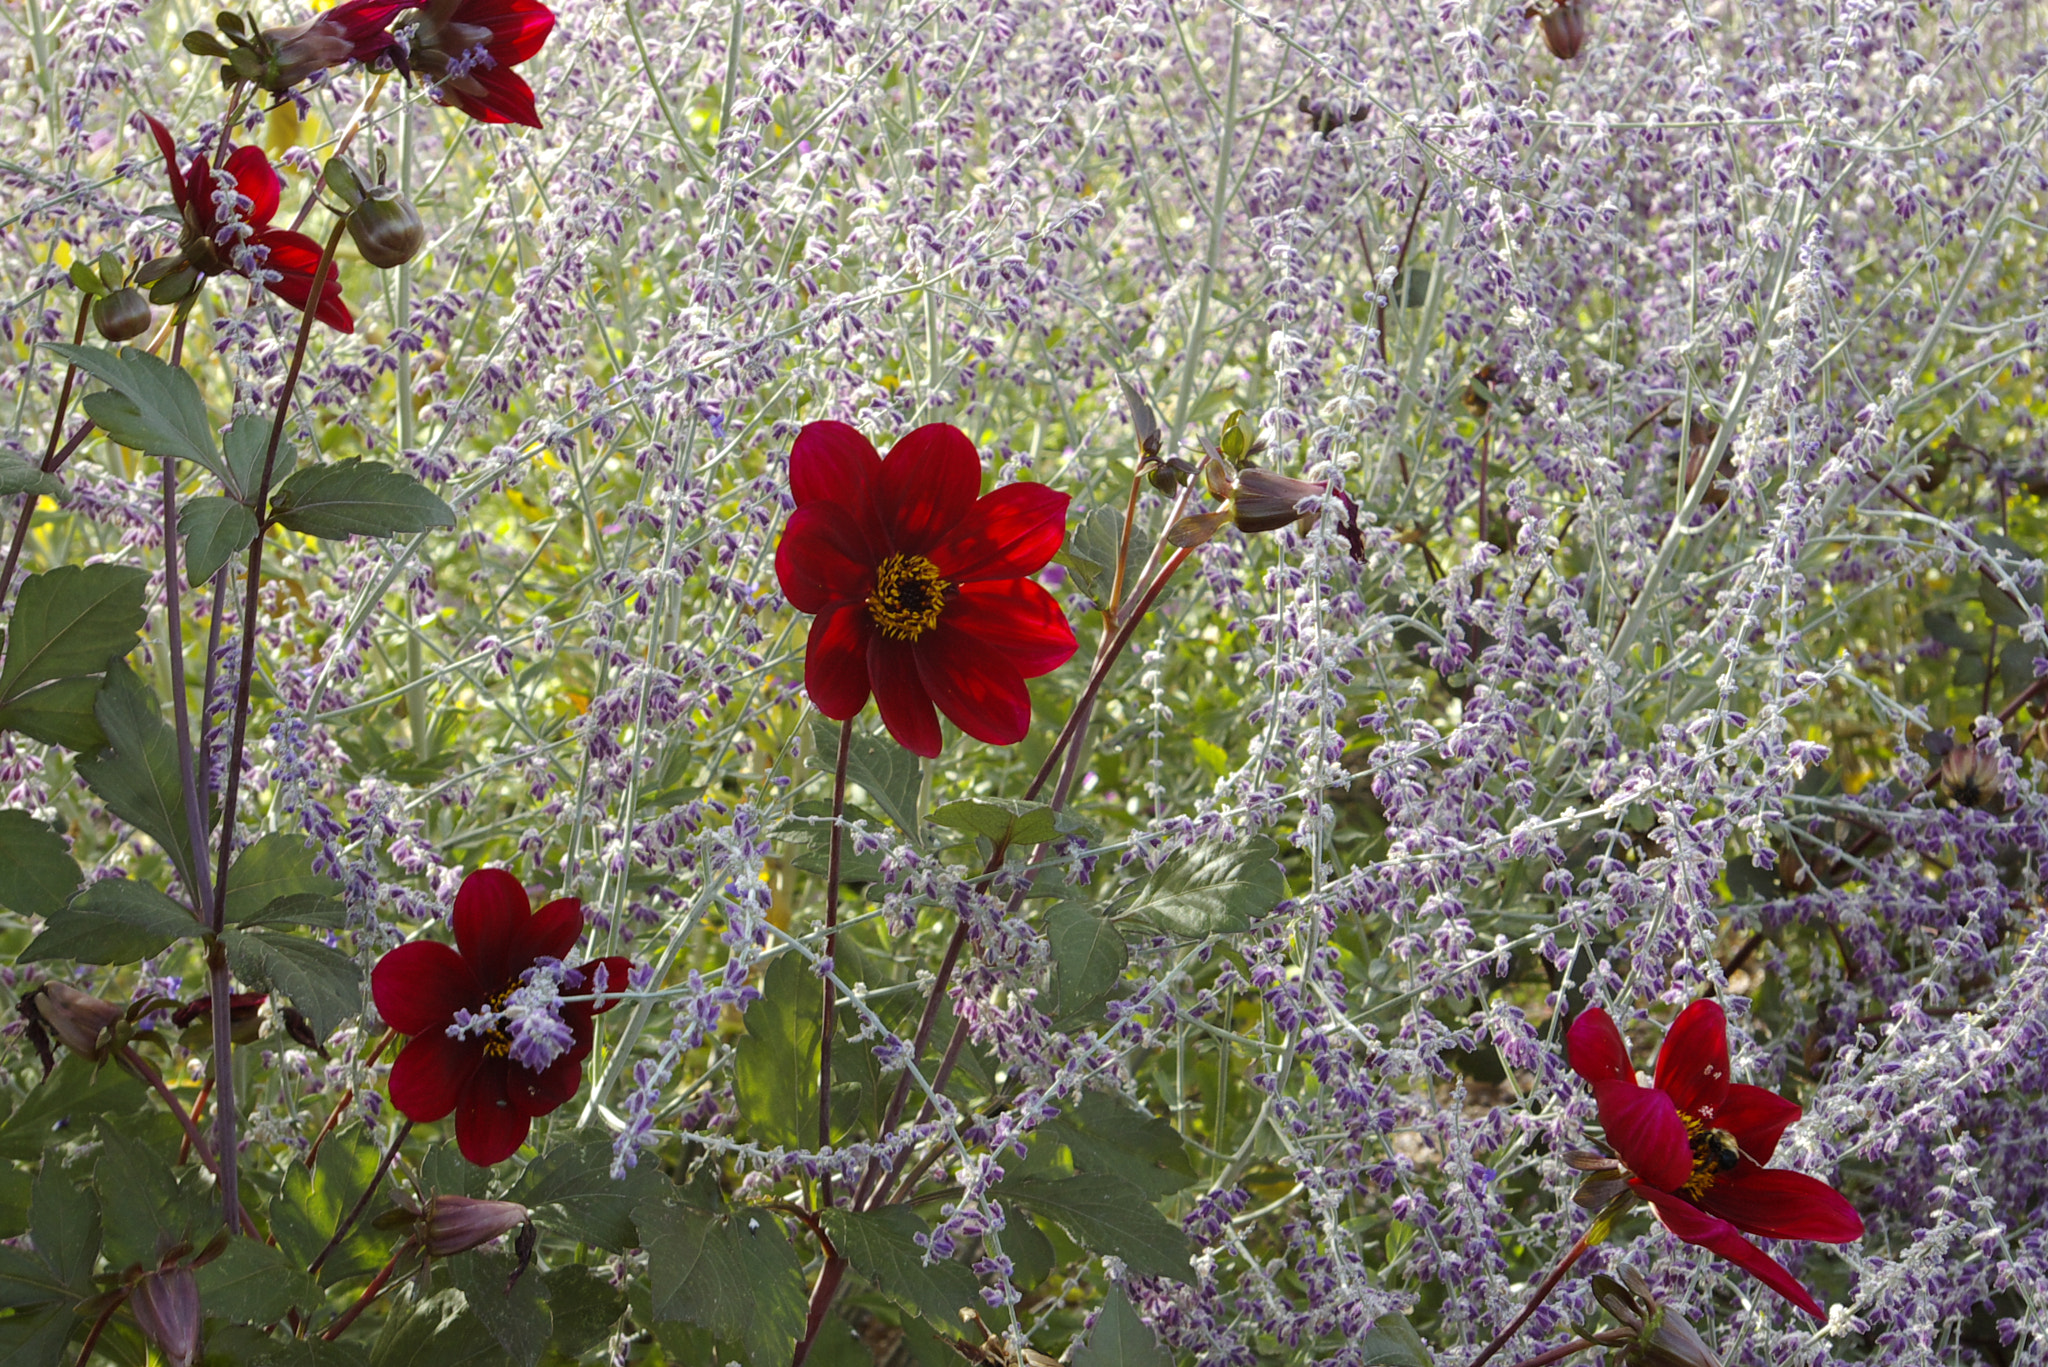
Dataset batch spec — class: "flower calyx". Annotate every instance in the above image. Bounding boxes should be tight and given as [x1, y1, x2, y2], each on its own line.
[326, 154, 426, 269]
[1590, 1268, 1724, 1367]
[1528, 0, 1588, 59]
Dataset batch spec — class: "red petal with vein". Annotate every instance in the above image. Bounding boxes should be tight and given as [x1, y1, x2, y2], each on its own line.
[805, 604, 873, 720]
[790, 421, 883, 509]
[576, 956, 635, 1012]
[1654, 999, 1731, 1118]
[453, 868, 532, 987]
[869, 634, 941, 757]
[388, 1030, 480, 1122]
[467, 0, 555, 64]
[455, 1061, 532, 1165]
[877, 424, 980, 555]
[371, 940, 480, 1035]
[443, 66, 542, 128]
[1699, 1167, 1865, 1243]
[252, 229, 353, 333]
[221, 145, 282, 228]
[1717, 1082, 1802, 1165]
[525, 896, 585, 964]
[1591, 1077, 1692, 1192]
[145, 115, 187, 211]
[928, 482, 1070, 583]
[948, 579, 1077, 677]
[1565, 1007, 1635, 1084]
[1635, 1183, 1826, 1320]
[915, 620, 1032, 747]
[776, 502, 877, 613]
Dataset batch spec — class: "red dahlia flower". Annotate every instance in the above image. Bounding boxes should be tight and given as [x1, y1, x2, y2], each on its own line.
[236, 0, 412, 91]
[409, 0, 556, 128]
[138, 116, 352, 333]
[774, 421, 1077, 758]
[371, 869, 630, 1165]
[1567, 1000, 1864, 1319]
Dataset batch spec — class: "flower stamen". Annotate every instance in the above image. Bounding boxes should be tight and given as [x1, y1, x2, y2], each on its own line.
[1680, 1112, 1743, 1196]
[867, 553, 949, 641]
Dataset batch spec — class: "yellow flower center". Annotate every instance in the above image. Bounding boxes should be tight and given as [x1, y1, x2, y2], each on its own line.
[477, 984, 517, 1059]
[1681, 1112, 1742, 1196]
[867, 554, 949, 641]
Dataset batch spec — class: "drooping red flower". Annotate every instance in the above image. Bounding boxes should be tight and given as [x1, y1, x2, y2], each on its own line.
[408, 0, 555, 128]
[371, 869, 630, 1165]
[774, 421, 1077, 758]
[1566, 1001, 1864, 1319]
[139, 116, 352, 333]
[244, 0, 413, 90]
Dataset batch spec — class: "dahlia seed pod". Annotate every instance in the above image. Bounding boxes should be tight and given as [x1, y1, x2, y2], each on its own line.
[129, 1267, 202, 1367]
[29, 982, 124, 1061]
[93, 288, 153, 343]
[348, 193, 426, 270]
[1539, 0, 1588, 59]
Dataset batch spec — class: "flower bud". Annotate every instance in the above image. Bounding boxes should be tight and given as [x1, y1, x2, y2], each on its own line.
[347, 193, 426, 270]
[91, 289, 153, 343]
[30, 982, 123, 1061]
[1593, 1269, 1722, 1367]
[1537, 0, 1588, 58]
[171, 992, 267, 1047]
[129, 1267, 202, 1367]
[421, 1196, 530, 1256]
[1230, 468, 1330, 535]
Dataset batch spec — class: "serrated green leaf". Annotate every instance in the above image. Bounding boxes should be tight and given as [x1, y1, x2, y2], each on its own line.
[732, 951, 819, 1150]
[1357, 1313, 1432, 1366]
[0, 810, 81, 922]
[809, 716, 922, 839]
[0, 1058, 144, 1163]
[222, 928, 361, 1037]
[369, 1288, 508, 1367]
[1039, 1093, 1193, 1199]
[73, 661, 201, 894]
[0, 464, 65, 504]
[821, 1205, 981, 1329]
[635, 1193, 806, 1367]
[0, 1304, 75, 1367]
[509, 1141, 663, 1254]
[447, 1252, 550, 1367]
[0, 1250, 69, 1313]
[993, 1174, 1193, 1282]
[270, 460, 455, 540]
[93, 1117, 219, 1268]
[233, 893, 347, 929]
[221, 416, 295, 502]
[0, 565, 148, 707]
[1054, 504, 1122, 603]
[222, 832, 342, 924]
[540, 1266, 624, 1360]
[18, 877, 197, 965]
[1128, 836, 1286, 937]
[0, 678, 102, 753]
[1071, 1284, 1169, 1367]
[195, 1238, 319, 1325]
[271, 1125, 393, 1287]
[1046, 902, 1127, 1020]
[929, 797, 1063, 848]
[178, 496, 258, 586]
[47, 344, 225, 480]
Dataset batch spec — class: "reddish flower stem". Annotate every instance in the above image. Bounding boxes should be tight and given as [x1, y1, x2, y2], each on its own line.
[1501, 1333, 1630, 1367]
[73, 1292, 126, 1367]
[1469, 1232, 1592, 1367]
[788, 1254, 846, 1367]
[0, 302, 88, 607]
[817, 719, 853, 1213]
[308, 1118, 412, 1279]
[321, 1242, 414, 1340]
[120, 1045, 217, 1173]
[307, 1029, 396, 1168]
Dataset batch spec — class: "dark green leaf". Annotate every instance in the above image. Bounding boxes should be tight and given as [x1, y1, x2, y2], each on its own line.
[540, 1266, 624, 1360]
[732, 951, 819, 1150]
[368, 1288, 508, 1367]
[270, 461, 456, 541]
[447, 1252, 550, 1367]
[509, 1141, 662, 1254]
[820, 1206, 981, 1329]
[0, 810, 81, 921]
[222, 928, 361, 1037]
[0, 464, 65, 505]
[1923, 608, 1975, 651]
[222, 833, 343, 924]
[0, 565, 148, 707]
[233, 893, 346, 929]
[1002, 1216, 1055, 1291]
[207, 1328, 367, 1367]
[1979, 571, 2033, 628]
[179, 497, 259, 586]
[221, 415, 294, 502]
[74, 661, 201, 893]
[635, 1193, 806, 1367]
[0, 677, 101, 752]
[1046, 902, 1127, 1019]
[93, 1118, 218, 1268]
[809, 717, 922, 839]
[1128, 836, 1286, 937]
[1054, 504, 1122, 603]
[929, 798, 1063, 849]
[0, 1058, 144, 1163]
[271, 1125, 392, 1286]
[1039, 1093, 1194, 1199]
[195, 1238, 319, 1324]
[0, 1167, 27, 1242]
[0, 1304, 75, 1367]
[1954, 651, 1988, 687]
[779, 801, 885, 884]
[1070, 1284, 1169, 1367]
[0, 1251, 69, 1313]
[49, 345, 225, 480]
[992, 1175, 1193, 1282]
[19, 877, 197, 965]
[1357, 1313, 1433, 1366]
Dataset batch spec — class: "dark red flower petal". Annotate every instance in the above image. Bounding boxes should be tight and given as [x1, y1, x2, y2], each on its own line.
[441, 66, 542, 128]
[251, 228, 354, 333]
[1654, 999, 1731, 1118]
[928, 482, 1070, 583]
[1698, 1167, 1865, 1243]
[790, 421, 883, 509]
[869, 635, 942, 757]
[453, 868, 533, 988]
[221, 145, 283, 229]
[455, 1059, 532, 1165]
[948, 579, 1077, 678]
[575, 956, 634, 1013]
[1564, 1007, 1635, 1084]
[805, 604, 874, 721]
[914, 620, 1032, 747]
[526, 896, 585, 964]
[464, 0, 555, 64]
[145, 115, 188, 213]
[371, 939, 481, 1035]
[1633, 1183, 1826, 1319]
[388, 1029, 481, 1123]
[507, 1053, 583, 1118]
[876, 424, 980, 555]
[1716, 1082, 1801, 1164]
[776, 502, 878, 613]
[1591, 1077, 1692, 1192]
[324, 0, 412, 45]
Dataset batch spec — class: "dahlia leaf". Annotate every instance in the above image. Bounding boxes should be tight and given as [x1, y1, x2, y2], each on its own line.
[1071, 1284, 1170, 1367]
[991, 1173, 1194, 1282]
[1044, 900, 1128, 1021]
[1126, 835, 1286, 937]
[178, 496, 259, 586]
[0, 564, 148, 709]
[223, 927, 362, 1037]
[49, 344, 228, 482]
[0, 809, 82, 923]
[73, 661, 202, 894]
[18, 877, 196, 966]
[270, 460, 457, 540]
[221, 831, 342, 925]
[819, 1205, 982, 1330]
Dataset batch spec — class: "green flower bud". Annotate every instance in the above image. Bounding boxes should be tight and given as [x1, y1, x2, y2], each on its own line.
[348, 192, 426, 270]
[92, 288, 153, 343]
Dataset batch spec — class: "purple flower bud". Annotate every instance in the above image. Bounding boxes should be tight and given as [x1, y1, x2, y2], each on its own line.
[421, 1196, 530, 1256]
[130, 1267, 202, 1367]
[30, 983, 123, 1061]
